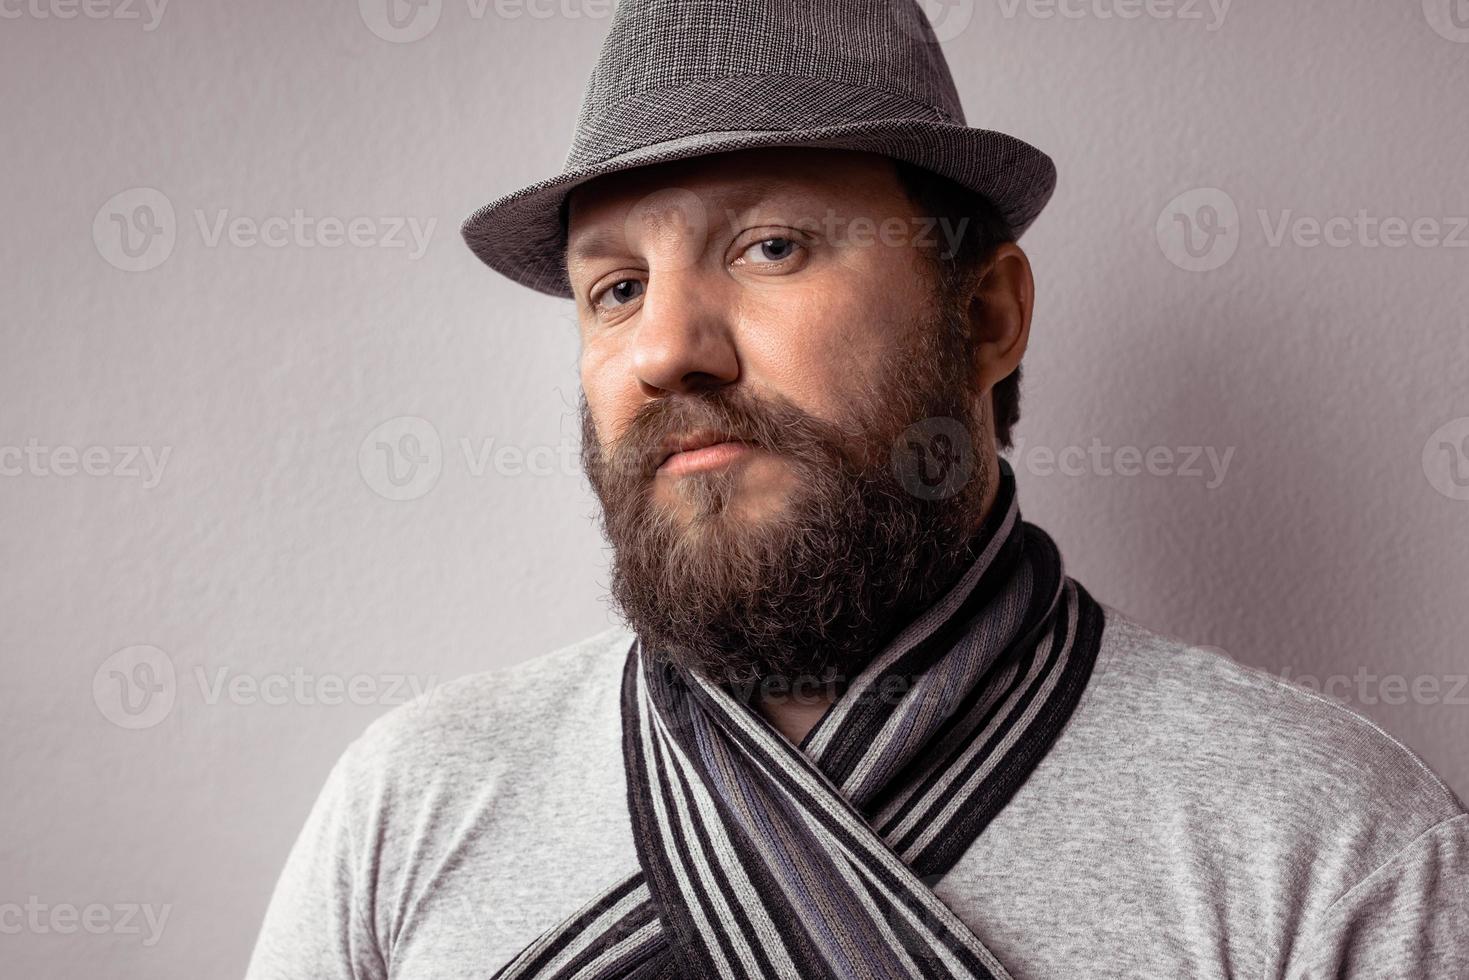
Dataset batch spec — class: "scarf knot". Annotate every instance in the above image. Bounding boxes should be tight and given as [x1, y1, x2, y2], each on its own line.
[494, 460, 1105, 980]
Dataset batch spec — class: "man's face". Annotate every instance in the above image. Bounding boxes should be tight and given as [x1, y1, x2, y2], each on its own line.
[570, 148, 946, 513]
[567, 147, 995, 683]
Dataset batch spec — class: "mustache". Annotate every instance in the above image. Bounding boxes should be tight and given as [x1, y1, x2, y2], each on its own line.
[582, 386, 854, 482]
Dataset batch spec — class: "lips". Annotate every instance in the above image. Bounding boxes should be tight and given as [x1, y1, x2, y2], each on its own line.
[656, 429, 751, 471]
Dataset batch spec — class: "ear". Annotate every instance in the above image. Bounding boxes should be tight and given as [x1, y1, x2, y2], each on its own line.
[966, 242, 1034, 395]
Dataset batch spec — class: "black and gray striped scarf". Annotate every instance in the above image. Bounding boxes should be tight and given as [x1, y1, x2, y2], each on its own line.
[494, 462, 1105, 980]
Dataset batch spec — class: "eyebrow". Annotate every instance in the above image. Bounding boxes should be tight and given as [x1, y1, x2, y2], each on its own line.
[565, 180, 813, 268]
[566, 226, 629, 267]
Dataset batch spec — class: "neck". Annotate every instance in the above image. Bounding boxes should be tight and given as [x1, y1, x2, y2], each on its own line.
[755, 686, 837, 746]
[756, 450, 1003, 746]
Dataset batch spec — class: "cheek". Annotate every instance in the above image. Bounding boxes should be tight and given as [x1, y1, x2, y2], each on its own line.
[735, 279, 917, 421]
[579, 345, 636, 445]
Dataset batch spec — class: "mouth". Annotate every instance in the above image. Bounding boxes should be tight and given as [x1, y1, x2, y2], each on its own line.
[656, 429, 756, 476]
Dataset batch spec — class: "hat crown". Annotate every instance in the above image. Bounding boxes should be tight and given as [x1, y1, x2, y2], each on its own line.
[567, 0, 966, 168]
[461, 0, 1057, 299]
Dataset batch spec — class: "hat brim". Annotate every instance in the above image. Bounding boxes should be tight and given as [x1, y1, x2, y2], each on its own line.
[461, 118, 1057, 299]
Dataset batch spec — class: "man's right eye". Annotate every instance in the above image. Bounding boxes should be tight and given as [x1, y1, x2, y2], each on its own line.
[595, 279, 645, 310]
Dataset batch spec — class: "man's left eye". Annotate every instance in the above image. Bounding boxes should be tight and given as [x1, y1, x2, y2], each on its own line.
[740, 237, 800, 265]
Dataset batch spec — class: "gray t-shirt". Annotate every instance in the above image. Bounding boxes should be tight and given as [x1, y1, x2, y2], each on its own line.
[244, 605, 1469, 979]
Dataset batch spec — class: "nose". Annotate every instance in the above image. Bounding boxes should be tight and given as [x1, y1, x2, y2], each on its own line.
[630, 267, 740, 398]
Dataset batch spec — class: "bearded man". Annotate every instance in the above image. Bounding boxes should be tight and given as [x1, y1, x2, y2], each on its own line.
[245, 2, 1469, 978]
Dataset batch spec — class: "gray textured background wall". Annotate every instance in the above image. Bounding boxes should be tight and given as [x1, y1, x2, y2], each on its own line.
[2, 1, 1467, 976]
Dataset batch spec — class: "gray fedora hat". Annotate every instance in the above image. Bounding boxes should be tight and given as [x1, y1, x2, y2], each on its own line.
[461, 0, 1057, 299]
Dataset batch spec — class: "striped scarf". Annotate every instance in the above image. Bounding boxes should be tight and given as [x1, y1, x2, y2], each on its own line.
[494, 461, 1105, 980]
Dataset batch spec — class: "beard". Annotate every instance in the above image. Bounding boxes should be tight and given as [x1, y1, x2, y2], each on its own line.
[579, 293, 993, 686]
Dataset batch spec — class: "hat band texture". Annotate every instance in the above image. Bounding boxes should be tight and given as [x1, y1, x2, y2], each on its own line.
[567, 74, 960, 169]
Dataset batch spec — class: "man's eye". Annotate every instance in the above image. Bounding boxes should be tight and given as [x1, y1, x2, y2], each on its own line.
[596, 279, 644, 309]
[740, 237, 800, 265]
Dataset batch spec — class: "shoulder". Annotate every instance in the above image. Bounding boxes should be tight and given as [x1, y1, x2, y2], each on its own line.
[248, 628, 637, 977]
[327, 624, 634, 797]
[1086, 602, 1465, 852]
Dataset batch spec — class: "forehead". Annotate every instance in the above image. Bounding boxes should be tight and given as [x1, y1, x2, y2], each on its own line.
[565, 147, 907, 262]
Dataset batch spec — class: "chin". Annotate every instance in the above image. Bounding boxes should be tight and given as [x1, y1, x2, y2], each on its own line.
[654, 455, 798, 524]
